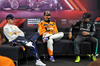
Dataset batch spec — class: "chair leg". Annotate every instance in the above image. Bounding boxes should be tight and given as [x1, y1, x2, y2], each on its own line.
[14, 60, 18, 66]
[44, 43, 49, 60]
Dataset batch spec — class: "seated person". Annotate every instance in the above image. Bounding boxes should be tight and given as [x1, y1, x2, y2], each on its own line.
[3, 14, 46, 66]
[0, 28, 15, 66]
[69, 13, 98, 62]
[38, 11, 64, 62]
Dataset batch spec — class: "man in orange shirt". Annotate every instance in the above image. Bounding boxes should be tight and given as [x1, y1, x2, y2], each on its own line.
[0, 28, 15, 66]
[38, 11, 64, 62]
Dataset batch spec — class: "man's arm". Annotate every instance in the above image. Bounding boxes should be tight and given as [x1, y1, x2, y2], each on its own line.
[69, 21, 81, 32]
[69, 21, 81, 39]
[82, 23, 96, 36]
[38, 22, 46, 36]
[90, 23, 96, 36]
[3, 27, 18, 40]
[15, 26, 25, 37]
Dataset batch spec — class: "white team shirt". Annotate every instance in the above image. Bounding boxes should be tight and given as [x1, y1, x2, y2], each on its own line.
[3, 23, 25, 42]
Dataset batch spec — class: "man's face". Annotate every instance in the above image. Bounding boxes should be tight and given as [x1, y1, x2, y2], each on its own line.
[7, 19, 14, 24]
[44, 15, 51, 21]
[44, 11, 51, 21]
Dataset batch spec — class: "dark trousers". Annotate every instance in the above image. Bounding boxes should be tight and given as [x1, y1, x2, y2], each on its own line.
[74, 35, 98, 56]
[13, 32, 40, 60]
[14, 32, 39, 43]
[26, 32, 40, 42]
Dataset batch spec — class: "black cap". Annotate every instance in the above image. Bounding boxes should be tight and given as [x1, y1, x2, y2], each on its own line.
[44, 11, 51, 16]
[6, 14, 15, 20]
[81, 13, 91, 20]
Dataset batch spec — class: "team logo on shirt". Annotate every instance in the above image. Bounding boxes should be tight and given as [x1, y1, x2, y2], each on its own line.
[44, 24, 48, 26]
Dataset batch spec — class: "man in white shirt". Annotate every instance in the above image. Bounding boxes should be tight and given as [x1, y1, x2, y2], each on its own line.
[3, 14, 46, 66]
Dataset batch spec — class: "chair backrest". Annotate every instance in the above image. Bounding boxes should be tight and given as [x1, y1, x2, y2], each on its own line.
[20, 28, 37, 36]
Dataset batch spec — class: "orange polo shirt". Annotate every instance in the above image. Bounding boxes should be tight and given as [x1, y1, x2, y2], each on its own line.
[38, 21, 58, 36]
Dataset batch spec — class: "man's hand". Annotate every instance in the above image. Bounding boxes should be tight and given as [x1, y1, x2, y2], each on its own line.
[16, 31, 21, 34]
[12, 32, 17, 35]
[45, 24, 50, 30]
[47, 24, 50, 29]
[12, 31, 21, 35]
[45, 24, 51, 32]
[82, 31, 90, 36]
[69, 32, 72, 39]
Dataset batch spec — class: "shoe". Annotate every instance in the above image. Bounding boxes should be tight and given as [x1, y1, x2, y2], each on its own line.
[75, 56, 80, 63]
[87, 54, 91, 58]
[36, 59, 46, 66]
[26, 42, 34, 48]
[50, 56, 55, 62]
[92, 55, 97, 61]
[87, 54, 92, 60]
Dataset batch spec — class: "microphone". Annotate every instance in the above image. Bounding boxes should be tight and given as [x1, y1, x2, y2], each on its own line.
[47, 18, 50, 23]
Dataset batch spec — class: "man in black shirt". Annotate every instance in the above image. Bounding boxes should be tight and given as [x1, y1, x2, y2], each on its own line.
[69, 13, 98, 62]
